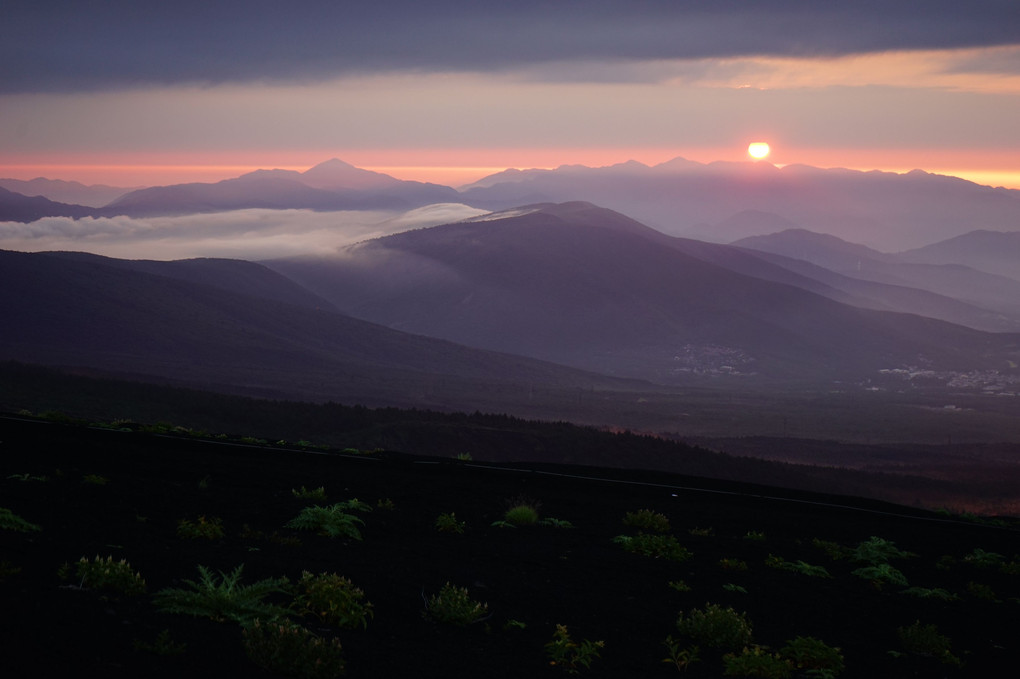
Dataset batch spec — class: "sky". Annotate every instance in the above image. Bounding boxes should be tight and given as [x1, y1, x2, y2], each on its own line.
[2, 1, 1020, 188]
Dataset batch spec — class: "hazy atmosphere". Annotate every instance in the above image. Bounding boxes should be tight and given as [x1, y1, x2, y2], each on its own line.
[4, 5, 1020, 678]
[3, 1, 1020, 187]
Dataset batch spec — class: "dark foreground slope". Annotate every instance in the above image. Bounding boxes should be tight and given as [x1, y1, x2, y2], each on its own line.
[2, 417, 1017, 679]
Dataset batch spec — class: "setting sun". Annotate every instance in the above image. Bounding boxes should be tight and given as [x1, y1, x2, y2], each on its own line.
[748, 142, 771, 160]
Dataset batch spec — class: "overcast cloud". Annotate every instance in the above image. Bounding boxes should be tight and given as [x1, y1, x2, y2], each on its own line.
[4, 1, 1020, 94]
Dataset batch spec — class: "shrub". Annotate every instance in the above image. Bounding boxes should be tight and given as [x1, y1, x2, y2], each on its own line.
[723, 646, 793, 678]
[811, 539, 849, 561]
[133, 629, 186, 656]
[425, 582, 488, 625]
[435, 512, 466, 534]
[74, 555, 146, 595]
[613, 534, 693, 561]
[177, 515, 225, 540]
[688, 526, 715, 537]
[852, 536, 914, 565]
[900, 587, 958, 601]
[286, 502, 369, 540]
[764, 555, 831, 578]
[622, 509, 671, 533]
[668, 580, 692, 593]
[744, 531, 766, 542]
[545, 624, 604, 674]
[963, 548, 1005, 569]
[291, 486, 327, 501]
[676, 604, 753, 651]
[538, 518, 574, 528]
[243, 619, 345, 679]
[851, 563, 908, 589]
[719, 558, 749, 572]
[897, 621, 961, 666]
[780, 636, 845, 676]
[722, 583, 748, 594]
[0, 507, 41, 533]
[82, 474, 109, 485]
[294, 571, 373, 629]
[966, 581, 999, 602]
[153, 564, 290, 624]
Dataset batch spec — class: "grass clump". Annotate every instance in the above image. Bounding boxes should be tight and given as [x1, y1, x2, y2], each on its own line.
[177, 515, 225, 540]
[663, 636, 700, 672]
[286, 501, 369, 540]
[503, 504, 540, 526]
[622, 509, 671, 533]
[425, 582, 488, 625]
[723, 645, 792, 678]
[434, 512, 466, 534]
[613, 534, 692, 561]
[545, 624, 604, 674]
[291, 486, 327, 501]
[294, 571, 373, 629]
[154, 564, 290, 624]
[0, 507, 41, 533]
[243, 619, 345, 679]
[676, 603, 753, 651]
[73, 555, 146, 595]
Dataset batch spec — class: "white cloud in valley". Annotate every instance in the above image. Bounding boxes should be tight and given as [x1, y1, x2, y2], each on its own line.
[0, 204, 488, 261]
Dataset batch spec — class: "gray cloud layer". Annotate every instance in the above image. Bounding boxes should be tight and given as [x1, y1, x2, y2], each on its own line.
[5, 1, 1019, 93]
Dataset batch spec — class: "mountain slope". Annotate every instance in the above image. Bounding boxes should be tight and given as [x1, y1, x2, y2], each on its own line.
[265, 203, 1020, 384]
[734, 229, 1020, 321]
[897, 229, 1020, 282]
[0, 186, 99, 222]
[0, 249, 643, 410]
[0, 178, 137, 207]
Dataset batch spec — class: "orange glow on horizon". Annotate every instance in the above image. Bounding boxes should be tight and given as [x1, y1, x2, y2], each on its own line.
[1, 147, 1018, 190]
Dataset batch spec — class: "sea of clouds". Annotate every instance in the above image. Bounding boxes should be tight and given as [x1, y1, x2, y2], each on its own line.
[0, 203, 487, 261]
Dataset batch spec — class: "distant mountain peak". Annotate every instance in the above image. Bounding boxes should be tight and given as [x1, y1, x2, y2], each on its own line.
[300, 158, 399, 190]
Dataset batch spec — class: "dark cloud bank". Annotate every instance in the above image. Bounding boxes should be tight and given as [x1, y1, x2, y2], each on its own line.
[4, 1, 1019, 93]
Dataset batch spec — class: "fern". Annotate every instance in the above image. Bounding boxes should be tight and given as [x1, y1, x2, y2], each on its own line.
[286, 503, 367, 540]
[153, 564, 290, 624]
[0, 507, 41, 533]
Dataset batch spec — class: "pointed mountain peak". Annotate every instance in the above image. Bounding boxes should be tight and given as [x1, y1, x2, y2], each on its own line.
[300, 158, 401, 190]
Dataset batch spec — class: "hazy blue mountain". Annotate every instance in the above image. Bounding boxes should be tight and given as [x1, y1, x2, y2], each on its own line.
[0, 186, 98, 222]
[734, 229, 1020, 322]
[264, 202, 1020, 384]
[0, 178, 138, 207]
[461, 160, 1020, 250]
[897, 230, 1020, 282]
[101, 159, 460, 217]
[0, 248, 641, 410]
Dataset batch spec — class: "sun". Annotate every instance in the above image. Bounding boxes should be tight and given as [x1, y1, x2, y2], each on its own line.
[747, 142, 771, 160]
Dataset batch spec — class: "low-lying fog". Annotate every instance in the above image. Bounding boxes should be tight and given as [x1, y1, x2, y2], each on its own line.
[0, 203, 487, 261]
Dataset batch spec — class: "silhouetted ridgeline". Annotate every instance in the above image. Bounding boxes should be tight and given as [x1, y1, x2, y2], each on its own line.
[1, 361, 1011, 514]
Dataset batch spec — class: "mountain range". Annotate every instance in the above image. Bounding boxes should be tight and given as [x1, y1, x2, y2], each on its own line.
[0, 248, 647, 417]
[4, 157, 1020, 251]
[263, 202, 1020, 385]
